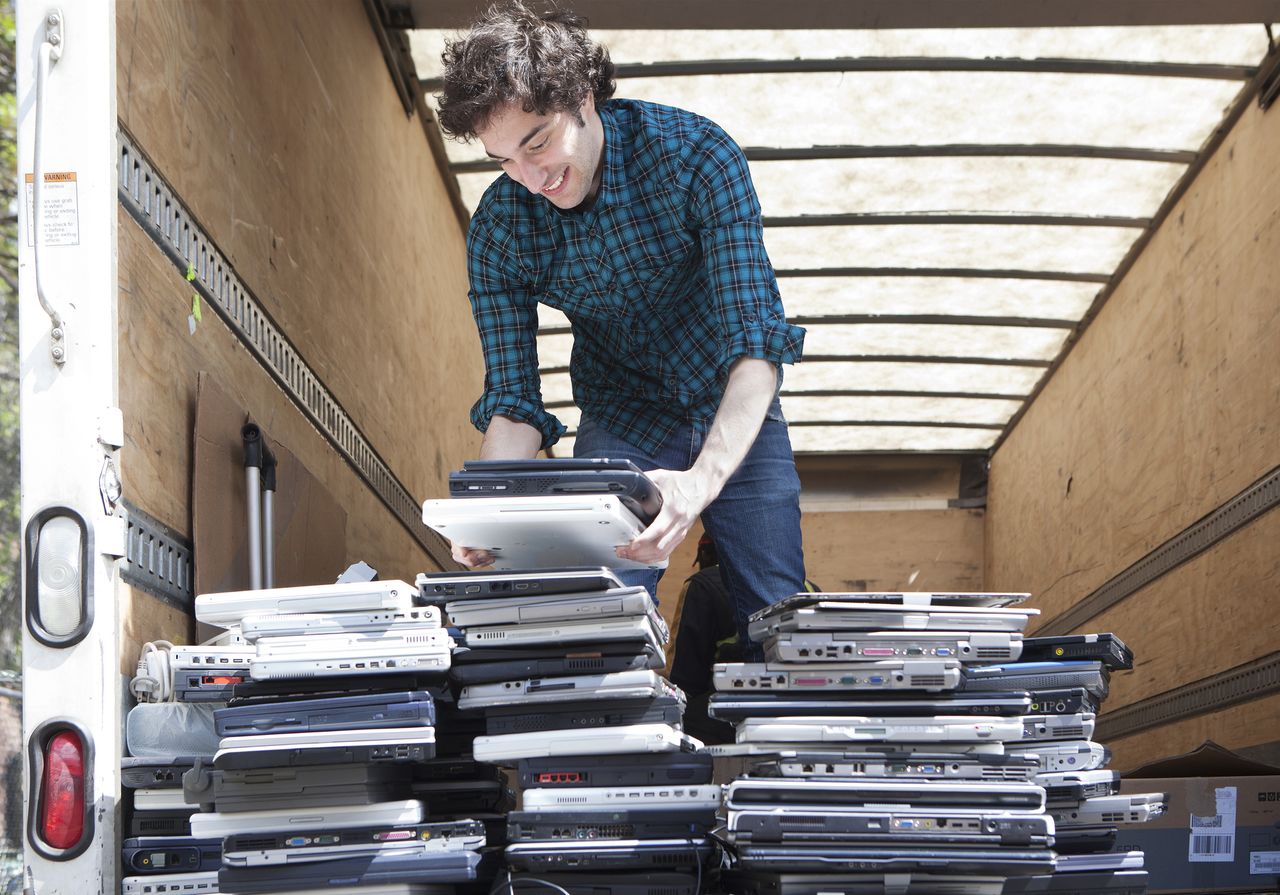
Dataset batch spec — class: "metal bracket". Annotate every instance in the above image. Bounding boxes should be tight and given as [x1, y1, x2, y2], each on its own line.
[1036, 466, 1280, 636]
[1097, 652, 1280, 743]
[120, 500, 194, 610]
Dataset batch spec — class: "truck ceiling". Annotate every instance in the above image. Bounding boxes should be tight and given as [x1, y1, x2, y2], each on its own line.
[401, 12, 1278, 454]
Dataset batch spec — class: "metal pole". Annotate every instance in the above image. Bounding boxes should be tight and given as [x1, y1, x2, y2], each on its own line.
[242, 424, 264, 590]
[261, 452, 277, 589]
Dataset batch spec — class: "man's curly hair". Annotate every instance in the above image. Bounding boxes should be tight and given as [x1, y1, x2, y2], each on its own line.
[436, 2, 616, 141]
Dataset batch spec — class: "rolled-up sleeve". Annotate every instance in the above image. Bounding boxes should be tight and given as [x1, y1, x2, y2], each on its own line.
[689, 126, 805, 372]
[466, 209, 566, 449]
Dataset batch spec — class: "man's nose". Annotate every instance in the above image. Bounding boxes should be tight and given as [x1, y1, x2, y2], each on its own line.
[516, 160, 547, 193]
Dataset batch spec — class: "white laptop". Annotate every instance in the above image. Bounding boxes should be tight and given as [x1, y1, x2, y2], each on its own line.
[521, 782, 722, 811]
[195, 580, 418, 628]
[463, 613, 667, 651]
[422, 495, 666, 571]
[1049, 793, 1166, 825]
[458, 668, 679, 711]
[714, 659, 961, 693]
[121, 872, 219, 895]
[241, 605, 442, 640]
[254, 628, 452, 654]
[705, 741, 1008, 759]
[249, 644, 450, 680]
[1021, 713, 1097, 742]
[445, 586, 652, 628]
[736, 715, 1025, 746]
[1005, 740, 1111, 772]
[189, 799, 423, 838]
[472, 723, 699, 762]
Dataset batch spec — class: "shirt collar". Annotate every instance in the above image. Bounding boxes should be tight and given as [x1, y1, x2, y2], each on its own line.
[553, 100, 626, 216]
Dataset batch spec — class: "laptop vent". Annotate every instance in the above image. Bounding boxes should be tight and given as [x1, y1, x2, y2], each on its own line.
[1055, 725, 1086, 738]
[981, 767, 1028, 780]
[652, 853, 688, 866]
[910, 675, 946, 687]
[232, 836, 281, 850]
[472, 631, 506, 641]
[976, 648, 1010, 659]
[566, 658, 606, 671]
[513, 477, 558, 494]
[654, 889, 685, 895]
[780, 818, 827, 830]
[585, 824, 636, 838]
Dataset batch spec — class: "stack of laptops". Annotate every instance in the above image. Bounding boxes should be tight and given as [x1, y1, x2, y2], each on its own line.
[988, 633, 1165, 895]
[178, 580, 497, 891]
[713, 591, 1058, 892]
[419, 566, 717, 893]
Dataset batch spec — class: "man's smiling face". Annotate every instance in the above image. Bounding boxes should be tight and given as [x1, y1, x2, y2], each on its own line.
[477, 95, 605, 210]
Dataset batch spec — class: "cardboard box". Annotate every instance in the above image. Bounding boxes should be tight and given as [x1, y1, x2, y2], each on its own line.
[1116, 741, 1280, 894]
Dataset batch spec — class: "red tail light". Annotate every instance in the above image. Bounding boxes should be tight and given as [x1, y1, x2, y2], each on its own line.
[40, 730, 85, 849]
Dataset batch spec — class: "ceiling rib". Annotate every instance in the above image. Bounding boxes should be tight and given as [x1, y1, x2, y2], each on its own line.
[762, 212, 1150, 228]
[422, 56, 1257, 92]
[407, 0, 1280, 30]
[537, 315, 1078, 338]
[449, 144, 1197, 173]
[609, 57, 1256, 80]
[776, 267, 1111, 283]
[539, 355, 1053, 376]
[545, 389, 1029, 409]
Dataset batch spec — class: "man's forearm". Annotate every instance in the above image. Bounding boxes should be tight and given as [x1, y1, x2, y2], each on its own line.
[692, 357, 777, 496]
[479, 414, 544, 460]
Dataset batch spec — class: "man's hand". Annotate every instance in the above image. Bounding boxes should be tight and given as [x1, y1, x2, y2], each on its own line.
[450, 413, 541, 568]
[450, 543, 495, 568]
[616, 467, 719, 564]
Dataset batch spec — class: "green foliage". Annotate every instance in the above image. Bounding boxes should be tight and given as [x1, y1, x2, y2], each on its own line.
[0, 3, 19, 673]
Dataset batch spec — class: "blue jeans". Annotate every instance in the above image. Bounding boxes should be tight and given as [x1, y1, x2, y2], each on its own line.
[573, 401, 805, 660]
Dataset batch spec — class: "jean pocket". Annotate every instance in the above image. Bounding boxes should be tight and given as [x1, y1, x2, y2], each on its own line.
[764, 396, 786, 423]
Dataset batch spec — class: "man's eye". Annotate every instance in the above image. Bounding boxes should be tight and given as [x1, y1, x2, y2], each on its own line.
[530, 141, 548, 152]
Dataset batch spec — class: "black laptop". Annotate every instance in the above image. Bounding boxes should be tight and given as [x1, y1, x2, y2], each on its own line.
[449, 458, 663, 524]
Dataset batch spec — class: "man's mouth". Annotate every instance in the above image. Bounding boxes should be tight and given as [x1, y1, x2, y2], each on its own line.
[543, 167, 568, 196]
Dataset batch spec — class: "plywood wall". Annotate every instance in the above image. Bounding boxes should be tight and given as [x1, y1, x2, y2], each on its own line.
[656, 507, 984, 653]
[987, 93, 1280, 761]
[116, 1, 483, 601]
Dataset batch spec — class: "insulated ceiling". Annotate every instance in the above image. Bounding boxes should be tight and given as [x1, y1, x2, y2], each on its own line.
[409, 21, 1275, 454]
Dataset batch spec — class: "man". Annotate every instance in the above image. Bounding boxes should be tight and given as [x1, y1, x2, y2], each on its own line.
[436, 2, 806, 654]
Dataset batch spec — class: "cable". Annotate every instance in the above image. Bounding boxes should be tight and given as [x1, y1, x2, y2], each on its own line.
[129, 640, 176, 702]
[487, 871, 573, 895]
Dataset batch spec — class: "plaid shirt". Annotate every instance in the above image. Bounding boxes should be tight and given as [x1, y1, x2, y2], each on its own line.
[466, 98, 806, 454]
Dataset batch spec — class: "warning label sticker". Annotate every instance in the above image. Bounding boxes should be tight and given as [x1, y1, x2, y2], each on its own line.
[25, 171, 80, 247]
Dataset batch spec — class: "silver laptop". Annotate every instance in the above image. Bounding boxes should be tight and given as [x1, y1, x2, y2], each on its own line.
[473, 723, 700, 762]
[521, 782, 722, 811]
[714, 659, 961, 693]
[749, 603, 1039, 641]
[459, 669, 680, 711]
[214, 728, 437, 766]
[422, 494, 665, 570]
[445, 586, 652, 628]
[254, 628, 452, 653]
[1020, 713, 1096, 742]
[765, 630, 1023, 664]
[463, 613, 667, 651]
[724, 778, 1046, 814]
[706, 741, 1007, 759]
[189, 799, 423, 838]
[241, 605, 442, 640]
[195, 580, 418, 628]
[735, 715, 1024, 746]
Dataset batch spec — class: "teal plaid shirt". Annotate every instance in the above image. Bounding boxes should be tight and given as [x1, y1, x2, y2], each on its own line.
[466, 98, 806, 454]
